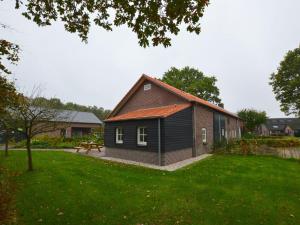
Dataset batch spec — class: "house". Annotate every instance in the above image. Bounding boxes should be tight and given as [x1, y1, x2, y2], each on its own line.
[104, 74, 242, 166]
[41, 110, 103, 138]
[265, 118, 300, 136]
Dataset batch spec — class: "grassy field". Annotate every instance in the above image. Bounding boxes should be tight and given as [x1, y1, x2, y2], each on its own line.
[1, 151, 300, 225]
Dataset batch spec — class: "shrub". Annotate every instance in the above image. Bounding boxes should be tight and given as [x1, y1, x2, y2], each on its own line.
[14, 134, 104, 149]
[214, 136, 300, 155]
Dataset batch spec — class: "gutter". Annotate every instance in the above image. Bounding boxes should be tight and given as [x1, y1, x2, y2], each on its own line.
[192, 102, 196, 157]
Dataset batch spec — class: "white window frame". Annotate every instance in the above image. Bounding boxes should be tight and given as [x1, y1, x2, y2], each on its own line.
[137, 127, 147, 146]
[144, 83, 151, 91]
[115, 127, 123, 144]
[201, 128, 207, 144]
[221, 128, 225, 136]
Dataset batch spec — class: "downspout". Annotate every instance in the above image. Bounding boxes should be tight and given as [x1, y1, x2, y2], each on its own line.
[218, 114, 221, 141]
[158, 118, 161, 166]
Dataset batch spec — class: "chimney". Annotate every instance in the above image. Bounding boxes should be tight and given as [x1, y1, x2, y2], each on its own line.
[218, 103, 224, 108]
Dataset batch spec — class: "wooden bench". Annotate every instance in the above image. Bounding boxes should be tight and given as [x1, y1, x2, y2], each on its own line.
[74, 146, 83, 153]
[74, 143, 103, 154]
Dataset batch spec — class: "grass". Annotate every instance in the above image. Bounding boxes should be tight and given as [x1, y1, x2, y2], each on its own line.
[1, 151, 300, 225]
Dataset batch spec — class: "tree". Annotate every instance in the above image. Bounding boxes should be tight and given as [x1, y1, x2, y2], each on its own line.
[237, 109, 267, 133]
[0, 77, 21, 156]
[0, 24, 20, 115]
[13, 0, 209, 47]
[0, 112, 17, 157]
[161, 66, 222, 104]
[270, 44, 300, 116]
[12, 89, 69, 171]
[32, 97, 111, 120]
[0, 76, 19, 114]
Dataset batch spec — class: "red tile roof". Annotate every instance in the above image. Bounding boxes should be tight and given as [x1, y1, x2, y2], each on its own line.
[143, 75, 238, 118]
[105, 104, 191, 122]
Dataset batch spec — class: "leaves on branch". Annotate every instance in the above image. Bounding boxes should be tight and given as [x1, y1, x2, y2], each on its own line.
[0, 40, 20, 75]
[0, 76, 19, 114]
[237, 109, 267, 133]
[14, 0, 209, 47]
[270, 44, 300, 116]
[162, 66, 222, 104]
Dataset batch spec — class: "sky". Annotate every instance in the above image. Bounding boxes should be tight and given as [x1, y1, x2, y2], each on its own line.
[1, 0, 300, 117]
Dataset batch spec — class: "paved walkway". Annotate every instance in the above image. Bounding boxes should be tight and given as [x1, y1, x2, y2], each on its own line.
[65, 148, 212, 171]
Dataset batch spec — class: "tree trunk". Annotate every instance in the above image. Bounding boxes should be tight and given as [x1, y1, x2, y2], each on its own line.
[4, 134, 9, 157]
[26, 137, 33, 171]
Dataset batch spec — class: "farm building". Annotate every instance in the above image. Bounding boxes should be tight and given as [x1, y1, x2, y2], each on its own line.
[104, 75, 242, 166]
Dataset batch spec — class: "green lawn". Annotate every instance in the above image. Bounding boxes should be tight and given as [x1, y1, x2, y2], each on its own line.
[1, 151, 300, 225]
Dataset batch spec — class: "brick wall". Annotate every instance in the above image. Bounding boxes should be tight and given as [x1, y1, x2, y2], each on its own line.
[105, 147, 193, 166]
[225, 116, 241, 139]
[163, 148, 193, 165]
[118, 80, 187, 115]
[105, 147, 159, 165]
[194, 104, 214, 155]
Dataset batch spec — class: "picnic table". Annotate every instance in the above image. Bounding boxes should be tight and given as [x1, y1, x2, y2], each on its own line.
[74, 142, 103, 154]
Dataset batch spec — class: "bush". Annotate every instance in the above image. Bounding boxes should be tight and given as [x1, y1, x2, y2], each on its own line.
[14, 135, 104, 149]
[213, 136, 300, 155]
[237, 137, 300, 148]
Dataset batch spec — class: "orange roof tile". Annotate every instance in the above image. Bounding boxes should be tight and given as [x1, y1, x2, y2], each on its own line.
[105, 104, 191, 122]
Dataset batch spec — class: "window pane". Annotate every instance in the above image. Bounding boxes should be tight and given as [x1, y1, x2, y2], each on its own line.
[137, 127, 147, 145]
[202, 128, 207, 143]
[116, 128, 123, 143]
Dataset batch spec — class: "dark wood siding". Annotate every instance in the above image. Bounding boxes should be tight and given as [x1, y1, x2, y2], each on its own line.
[104, 119, 158, 152]
[162, 107, 193, 152]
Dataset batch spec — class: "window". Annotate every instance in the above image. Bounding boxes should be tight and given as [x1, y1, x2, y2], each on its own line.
[115, 127, 123, 144]
[221, 128, 225, 136]
[144, 83, 151, 91]
[137, 127, 147, 146]
[201, 128, 207, 144]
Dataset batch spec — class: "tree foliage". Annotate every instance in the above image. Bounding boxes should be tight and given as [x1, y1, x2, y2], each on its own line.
[14, 0, 209, 47]
[270, 45, 300, 116]
[0, 76, 19, 114]
[0, 38, 20, 75]
[161, 66, 222, 104]
[237, 109, 267, 133]
[0, 24, 20, 114]
[0, 40, 20, 75]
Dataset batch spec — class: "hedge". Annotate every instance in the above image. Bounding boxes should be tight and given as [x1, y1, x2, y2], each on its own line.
[14, 135, 103, 149]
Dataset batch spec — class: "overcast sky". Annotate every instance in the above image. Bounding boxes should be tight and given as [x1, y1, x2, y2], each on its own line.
[1, 0, 300, 117]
